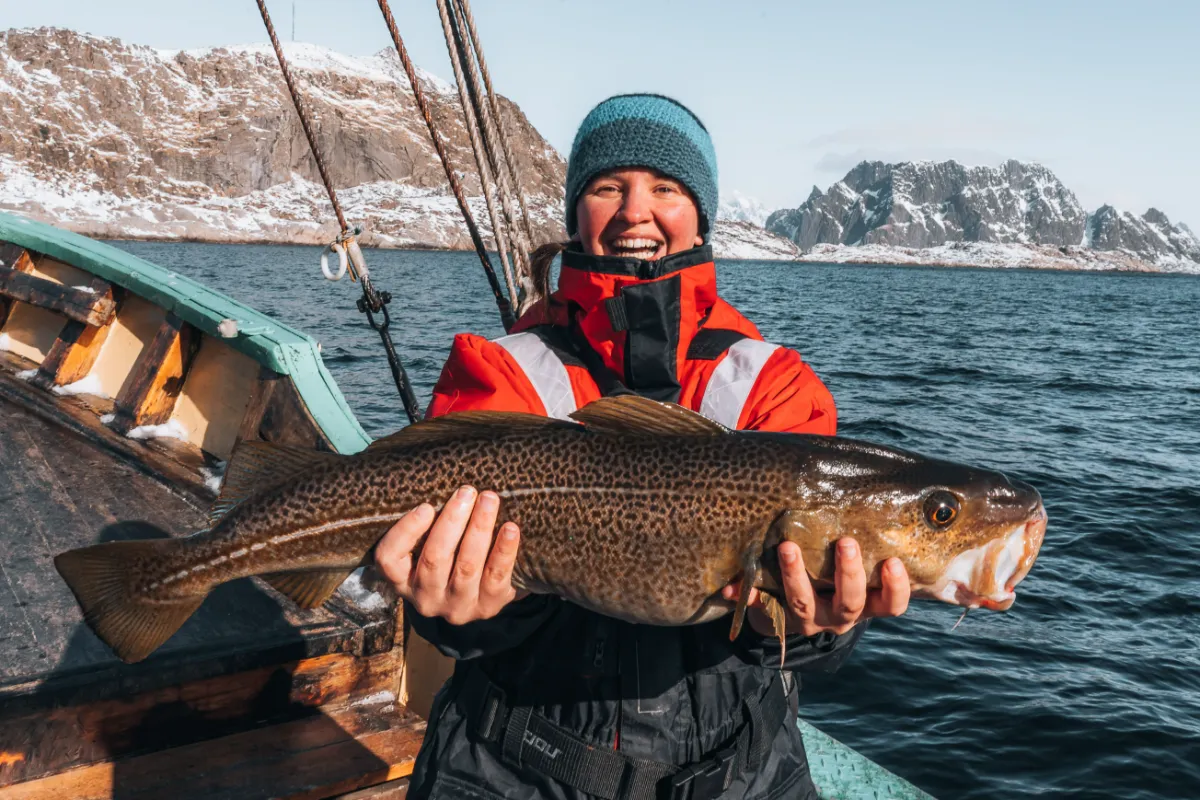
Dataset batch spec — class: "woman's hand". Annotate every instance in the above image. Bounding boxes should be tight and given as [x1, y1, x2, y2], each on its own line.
[375, 486, 528, 626]
[722, 538, 911, 638]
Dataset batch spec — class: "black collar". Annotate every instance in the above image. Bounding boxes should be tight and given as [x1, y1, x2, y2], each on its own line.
[561, 244, 713, 280]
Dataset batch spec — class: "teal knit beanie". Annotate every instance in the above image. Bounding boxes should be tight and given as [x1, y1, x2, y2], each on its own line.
[564, 94, 718, 237]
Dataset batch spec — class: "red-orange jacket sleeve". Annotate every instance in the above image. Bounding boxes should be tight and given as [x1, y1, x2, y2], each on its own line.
[425, 333, 547, 419]
[737, 347, 837, 435]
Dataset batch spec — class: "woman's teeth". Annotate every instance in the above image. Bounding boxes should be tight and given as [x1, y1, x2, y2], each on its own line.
[610, 238, 662, 259]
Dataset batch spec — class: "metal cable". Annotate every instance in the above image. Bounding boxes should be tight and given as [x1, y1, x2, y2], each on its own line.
[456, 0, 535, 248]
[435, 0, 520, 311]
[374, 0, 515, 332]
[256, 0, 422, 423]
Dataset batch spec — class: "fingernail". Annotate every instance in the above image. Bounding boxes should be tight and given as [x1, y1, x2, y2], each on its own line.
[887, 558, 903, 576]
[501, 524, 518, 542]
[457, 485, 477, 503]
[415, 503, 434, 521]
[479, 491, 499, 510]
[839, 539, 857, 557]
[779, 547, 797, 565]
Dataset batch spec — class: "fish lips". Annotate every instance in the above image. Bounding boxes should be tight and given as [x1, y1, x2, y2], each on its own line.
[921, 503, 1048, 611]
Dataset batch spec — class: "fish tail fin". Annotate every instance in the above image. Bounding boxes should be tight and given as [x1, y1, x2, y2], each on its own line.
[54, 538, 204, 664]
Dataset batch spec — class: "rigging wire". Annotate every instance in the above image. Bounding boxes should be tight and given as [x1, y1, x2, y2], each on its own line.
[254, 0, 422, 425]
[435, 0, 521, 313]
[374, 0, 517, 333]
[455, 0, 536, 251]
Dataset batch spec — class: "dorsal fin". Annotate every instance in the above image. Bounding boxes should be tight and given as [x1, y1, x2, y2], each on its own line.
[208, 441, 341, 525]
[570, 396, 729, 436]
[366, 411, 578, 449]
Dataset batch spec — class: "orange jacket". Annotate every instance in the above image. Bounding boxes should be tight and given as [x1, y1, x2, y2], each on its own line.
[426, 245, 836, 434]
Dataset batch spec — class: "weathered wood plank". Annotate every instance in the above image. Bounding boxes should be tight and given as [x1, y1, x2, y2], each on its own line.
[0, 351, 211, 504]
[0, 702, 424, 800]
[29, 280, 121, 392]
[0, 241, 36, 273]
[110, 312, 199, 435]
[0, 265, 116, 327]
[334, 777, 410, 799]
[259, 375, 338, 452]
[234, 365, 279, 448]
[0, 647, 402, 786]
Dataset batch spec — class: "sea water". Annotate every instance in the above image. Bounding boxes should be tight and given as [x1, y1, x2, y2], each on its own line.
[114, 241, 1200, 800]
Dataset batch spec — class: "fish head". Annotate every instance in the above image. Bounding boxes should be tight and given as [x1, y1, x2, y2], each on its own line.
[777, 436, 1048, 610]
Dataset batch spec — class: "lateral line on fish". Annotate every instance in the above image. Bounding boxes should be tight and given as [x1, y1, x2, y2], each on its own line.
[147, 512, 407, 591]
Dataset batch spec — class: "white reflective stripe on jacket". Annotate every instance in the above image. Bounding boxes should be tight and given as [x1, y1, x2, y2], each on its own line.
[492, 332, 578, 421]
[699, 339, 782, 429]
[495, 331, 781, 431]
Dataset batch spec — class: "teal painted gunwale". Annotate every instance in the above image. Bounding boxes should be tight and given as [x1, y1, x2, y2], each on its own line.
[0, 211, 371, 455]
[0, 211, 933, 799]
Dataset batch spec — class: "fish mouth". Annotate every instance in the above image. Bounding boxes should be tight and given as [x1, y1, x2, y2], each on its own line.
[922, 502, 1048, 611]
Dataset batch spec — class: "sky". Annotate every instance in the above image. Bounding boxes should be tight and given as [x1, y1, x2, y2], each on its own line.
[3, 0, 1199, 225]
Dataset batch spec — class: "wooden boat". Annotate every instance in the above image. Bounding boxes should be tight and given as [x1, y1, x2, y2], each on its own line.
[0, 211, 932, 799]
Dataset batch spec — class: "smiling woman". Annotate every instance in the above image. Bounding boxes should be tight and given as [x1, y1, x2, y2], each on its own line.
[373, 93, 913, 800]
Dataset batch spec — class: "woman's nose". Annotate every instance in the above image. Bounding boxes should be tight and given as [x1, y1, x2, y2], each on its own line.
[617, 186, 653, 224]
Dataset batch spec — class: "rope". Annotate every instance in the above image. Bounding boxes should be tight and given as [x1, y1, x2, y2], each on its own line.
[455, 0, 536, 251]
[254, 0, 347, 233]
[255, 0, 422, 424]
[374, 0, 516, 333]
[445, 0, 535, 309]
[436, 0, 521, 312]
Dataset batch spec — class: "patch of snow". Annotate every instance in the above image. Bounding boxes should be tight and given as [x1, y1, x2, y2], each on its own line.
[0, 333, 10, 351]
[51, 373, 108, 397]
[125, 417, 190, 442]
[352, 690, 396, 707]
[337, 566, 389, 612]
[199, 460, 227, 494]
[16, 368, 37, 380]
[100, 412, 116, 424]
[71, 284, 97, 294]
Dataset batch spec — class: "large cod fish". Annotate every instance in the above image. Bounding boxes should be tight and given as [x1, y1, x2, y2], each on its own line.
[56, 396, 1047, 664]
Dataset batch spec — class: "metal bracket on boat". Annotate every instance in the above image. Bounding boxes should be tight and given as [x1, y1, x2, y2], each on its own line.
[321, 227, 369, 283]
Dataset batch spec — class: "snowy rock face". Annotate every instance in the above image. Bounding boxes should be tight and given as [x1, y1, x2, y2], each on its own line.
[767, 160, 1088, 251]
[0, 27, 567, 249]
[1086, 206, 1200, 267]
[708, 220, 801, 261]
[717, 190, 771, 227]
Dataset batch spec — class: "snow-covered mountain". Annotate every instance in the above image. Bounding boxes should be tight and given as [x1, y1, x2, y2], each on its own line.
[767, 160, 1199, 273]
[0, 27, 801, 261]
[717, 190, 771, 227]
[0, 27, 566, 249]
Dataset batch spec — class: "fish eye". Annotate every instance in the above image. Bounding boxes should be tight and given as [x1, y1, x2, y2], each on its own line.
[923, 491, 960, 528]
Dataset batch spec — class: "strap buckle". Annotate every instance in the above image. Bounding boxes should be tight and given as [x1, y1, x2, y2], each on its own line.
[665, 745, 737, 800]
[475, 679, 508, 743]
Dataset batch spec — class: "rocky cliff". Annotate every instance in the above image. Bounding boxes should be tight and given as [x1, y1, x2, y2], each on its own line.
[767, 160, 1199, 273]
[0, 27, 566, 249]
[0, 27, 796, 261]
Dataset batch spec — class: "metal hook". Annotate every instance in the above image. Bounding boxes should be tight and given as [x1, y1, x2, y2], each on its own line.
[321, 241, 348, 281]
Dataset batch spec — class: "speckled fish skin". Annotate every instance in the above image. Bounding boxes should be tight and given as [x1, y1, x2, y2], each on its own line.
[55, 398, 1047, 663]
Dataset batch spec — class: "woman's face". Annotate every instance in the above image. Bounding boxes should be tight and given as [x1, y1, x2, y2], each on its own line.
[575, 168, 704, 261]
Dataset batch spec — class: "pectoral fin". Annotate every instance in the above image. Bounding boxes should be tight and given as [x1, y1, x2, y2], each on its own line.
[758, 592, 790, 668]
[729, 544, 762, 642]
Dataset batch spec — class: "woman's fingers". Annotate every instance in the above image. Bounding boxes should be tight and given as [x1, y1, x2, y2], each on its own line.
[374, 503, 435, 596]
[864, 557, 911, 619]
[447, 491, 501, 599]
[777, 542, 816, 623]
[412, 484, 477, 597]
[479, 522, 522, 613]
[826, 538, 867, 627]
